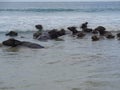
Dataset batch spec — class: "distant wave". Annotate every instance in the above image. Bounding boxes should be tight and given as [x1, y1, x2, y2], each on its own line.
[0, 8, 74, 12]
[0, 8, 120, 13]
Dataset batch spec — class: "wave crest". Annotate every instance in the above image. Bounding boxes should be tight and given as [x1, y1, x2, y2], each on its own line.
[0, 8, 120, 13]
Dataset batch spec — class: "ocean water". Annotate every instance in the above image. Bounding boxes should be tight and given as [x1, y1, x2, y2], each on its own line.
[0, 2, 120, 32]
[0, 2, 120, 90]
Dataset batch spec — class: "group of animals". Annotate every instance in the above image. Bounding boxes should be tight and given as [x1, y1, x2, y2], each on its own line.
[1, 22, 120, 49]
[33, 22, 120, 41]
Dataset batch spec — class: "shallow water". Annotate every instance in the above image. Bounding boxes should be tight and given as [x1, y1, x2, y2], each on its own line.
[0, 1, 120, 90]
[0, 2, 120, 32]
[0, 32, 120, 90]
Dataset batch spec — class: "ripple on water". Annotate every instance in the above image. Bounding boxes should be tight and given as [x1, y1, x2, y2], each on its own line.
[0, 86, 15, 90]
[80, 79, 120, 90]
[47, 60, 61, 65]
[72, 88, 82, 90]
[84, 80, 109, 87]
[68, 53, 104, 66]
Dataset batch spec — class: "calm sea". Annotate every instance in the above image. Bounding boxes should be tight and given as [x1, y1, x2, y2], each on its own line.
[0, 2, 120, 90]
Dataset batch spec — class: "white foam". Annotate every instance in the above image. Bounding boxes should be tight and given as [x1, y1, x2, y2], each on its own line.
[0, 12, 120, 32]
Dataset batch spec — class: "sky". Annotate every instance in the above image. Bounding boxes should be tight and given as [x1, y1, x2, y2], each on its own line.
[0, 0, 119, 2]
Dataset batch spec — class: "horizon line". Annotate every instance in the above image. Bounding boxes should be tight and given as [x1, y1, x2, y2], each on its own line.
[0, 1, 120, 3]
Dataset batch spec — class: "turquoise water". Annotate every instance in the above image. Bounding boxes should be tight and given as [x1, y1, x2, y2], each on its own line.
[0, 2, 120, 90]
